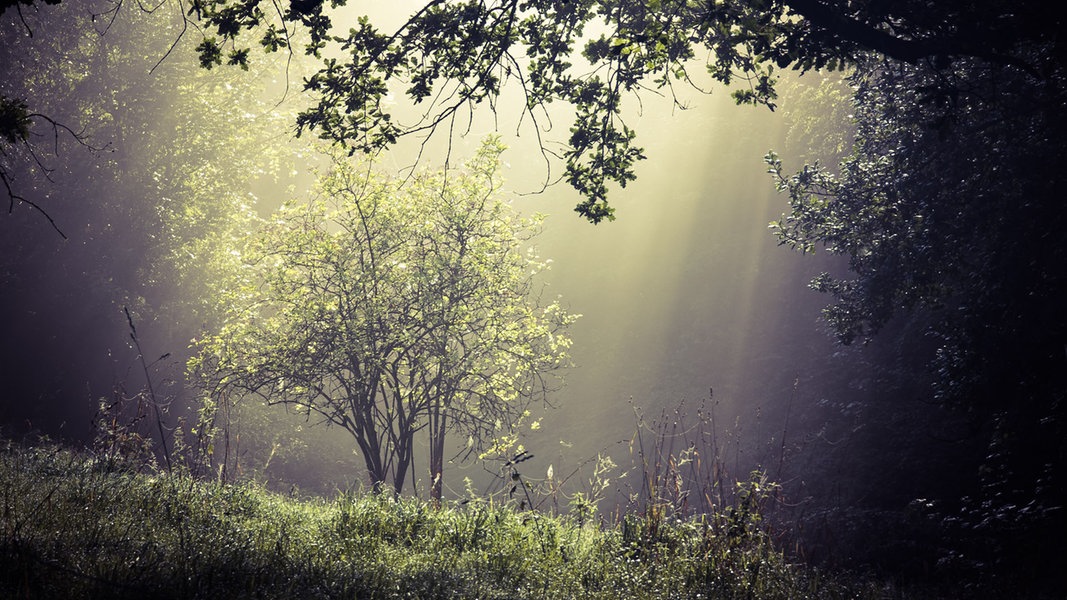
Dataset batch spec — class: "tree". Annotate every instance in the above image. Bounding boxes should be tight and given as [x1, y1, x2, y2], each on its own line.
[767, 51, 1067, 591]
[180, 0, 1063, 222]
[190, 137, 577, 500]
[768, 50, 1067, 400]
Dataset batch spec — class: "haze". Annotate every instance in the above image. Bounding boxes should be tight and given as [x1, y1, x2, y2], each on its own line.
[1, 0, 985, 574]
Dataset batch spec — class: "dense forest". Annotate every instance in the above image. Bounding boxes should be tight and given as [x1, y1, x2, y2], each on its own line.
[2, 0, 1065, 598]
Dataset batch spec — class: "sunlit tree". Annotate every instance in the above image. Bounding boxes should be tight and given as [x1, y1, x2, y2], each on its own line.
[191, 137, 577, 500]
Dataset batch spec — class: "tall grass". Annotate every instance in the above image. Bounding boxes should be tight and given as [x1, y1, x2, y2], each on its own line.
[0, 437, 892, 600]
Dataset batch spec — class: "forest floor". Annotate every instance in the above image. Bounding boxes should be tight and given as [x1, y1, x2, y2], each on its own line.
[0, 438, 932, 599]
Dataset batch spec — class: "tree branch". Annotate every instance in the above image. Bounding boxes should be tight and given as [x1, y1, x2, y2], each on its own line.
[785, 0, 1043, 77]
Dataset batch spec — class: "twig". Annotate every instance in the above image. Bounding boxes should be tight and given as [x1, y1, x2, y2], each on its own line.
[124, 306, 173, 472]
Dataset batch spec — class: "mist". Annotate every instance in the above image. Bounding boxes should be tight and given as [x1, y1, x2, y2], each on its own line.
[0, 0, 1029, 583]
[2, 2, 835, 460]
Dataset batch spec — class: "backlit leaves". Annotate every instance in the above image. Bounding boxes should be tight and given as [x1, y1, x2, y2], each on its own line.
[191, 137, 577, 493]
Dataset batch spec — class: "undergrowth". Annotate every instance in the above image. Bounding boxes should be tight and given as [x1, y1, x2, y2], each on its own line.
[0, 437, 893, 599]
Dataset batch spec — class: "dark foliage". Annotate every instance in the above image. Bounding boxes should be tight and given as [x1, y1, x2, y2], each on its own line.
[770, 46, 1067, 597]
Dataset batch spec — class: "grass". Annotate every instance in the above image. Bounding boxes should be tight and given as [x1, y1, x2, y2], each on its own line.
[0, 438, 895, 600]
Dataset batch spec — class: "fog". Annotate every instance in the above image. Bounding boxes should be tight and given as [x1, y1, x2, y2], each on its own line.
[2, 3, 838, 457]
[470, 89, 838, 494]
[0, 0, 941, 543]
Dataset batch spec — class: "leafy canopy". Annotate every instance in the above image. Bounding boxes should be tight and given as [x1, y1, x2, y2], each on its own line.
[178, 0, 1060, 223]
[6, 1, 1056, 222]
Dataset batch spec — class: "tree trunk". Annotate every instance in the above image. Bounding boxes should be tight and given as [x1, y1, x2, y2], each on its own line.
[393, 432, 411, 496]
[347, 414, 388, 493]
[428, 404, 447, 506]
